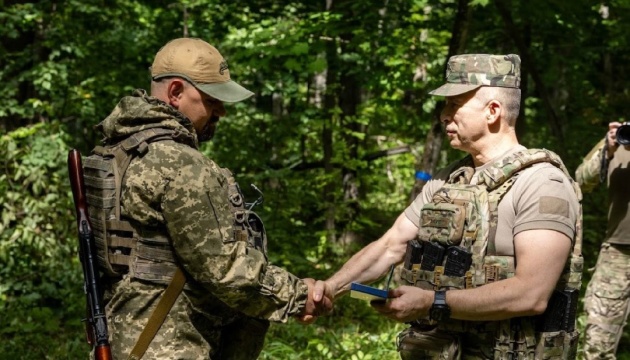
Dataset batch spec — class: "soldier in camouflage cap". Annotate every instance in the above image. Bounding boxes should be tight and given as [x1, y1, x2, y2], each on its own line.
[576, 121, 630, 360]
[85, 38, 331, 360]
[312, 54, 582, 359]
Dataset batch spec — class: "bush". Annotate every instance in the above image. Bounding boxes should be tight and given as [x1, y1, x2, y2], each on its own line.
[0, 122, 87, 359]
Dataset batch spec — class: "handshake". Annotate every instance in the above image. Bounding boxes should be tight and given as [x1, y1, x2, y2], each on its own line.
[295, 279, 336, 324]
[294, 276, 438, 325]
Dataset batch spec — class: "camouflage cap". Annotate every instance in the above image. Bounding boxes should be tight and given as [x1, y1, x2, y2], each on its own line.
[429, 54, 521, 96]
[151, 38, 254, 103]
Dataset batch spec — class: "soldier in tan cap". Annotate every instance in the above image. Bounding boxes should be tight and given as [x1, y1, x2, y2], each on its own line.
[82, 38, 331, 360]
[310, 54, 583, 359]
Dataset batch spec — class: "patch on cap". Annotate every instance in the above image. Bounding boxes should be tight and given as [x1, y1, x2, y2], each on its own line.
[429, 54, 521, 96]
[150, 38, 253, 103]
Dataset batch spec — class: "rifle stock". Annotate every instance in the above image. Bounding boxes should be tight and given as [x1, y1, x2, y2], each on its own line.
[68, 149, 112, 360]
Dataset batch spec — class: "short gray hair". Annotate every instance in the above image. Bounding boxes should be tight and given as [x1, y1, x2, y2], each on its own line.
[477, 86, 521, 125]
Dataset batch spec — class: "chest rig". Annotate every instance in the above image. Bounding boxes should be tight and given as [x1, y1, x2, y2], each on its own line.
[399, 149, 583, 359]
[401, 148, 582, 292]
[82, 127, 268, 284]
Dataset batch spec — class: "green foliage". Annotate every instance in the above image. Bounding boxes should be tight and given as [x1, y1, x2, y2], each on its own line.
[261, 297, 405, 360]
[2, 0, 630, 358]
[0, 122, 85, 359]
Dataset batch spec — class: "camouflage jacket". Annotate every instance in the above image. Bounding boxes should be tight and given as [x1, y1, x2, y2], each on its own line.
[95, 90, 307, 352]
[575, 138, 606, 193]
[576, 138, 630, 245]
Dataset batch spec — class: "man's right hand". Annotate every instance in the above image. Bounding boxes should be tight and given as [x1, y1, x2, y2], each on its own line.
[295, 278, 334, 324]
[312, 279, 336, 304]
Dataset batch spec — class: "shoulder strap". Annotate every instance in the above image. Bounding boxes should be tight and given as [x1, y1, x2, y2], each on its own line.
[93, 128, 179, 219]
[480, 148, 583, 258]
[475, 148, 565, 190]
[127, 267, 187, 360]
[486, 174, 520, 255]
[477, 149, 562, 255]
[446, 155, 475, 184]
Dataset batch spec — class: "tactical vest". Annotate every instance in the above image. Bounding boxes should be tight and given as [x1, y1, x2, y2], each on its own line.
[82, 127, 268, 284]
[398, 149, 583, 360]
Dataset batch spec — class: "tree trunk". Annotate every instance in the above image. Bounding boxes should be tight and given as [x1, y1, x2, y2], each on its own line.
[323, 0, 338, 244]
[515, 21, 531, 140]
[1, 0, 42, 132]
[337, 46, 362, 245]
[494, 0, 566, 152]
[410, 0, 471, 202]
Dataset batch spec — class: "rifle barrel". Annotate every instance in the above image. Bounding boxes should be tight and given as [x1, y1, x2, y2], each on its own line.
[68, 149, 112, 360]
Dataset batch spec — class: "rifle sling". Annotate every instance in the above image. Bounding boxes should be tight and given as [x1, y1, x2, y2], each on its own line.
[127, 268, 186, 360]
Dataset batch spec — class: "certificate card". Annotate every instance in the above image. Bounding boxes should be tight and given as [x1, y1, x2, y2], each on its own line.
[350, 282, 389, 302]
[349, 264, 394, 302]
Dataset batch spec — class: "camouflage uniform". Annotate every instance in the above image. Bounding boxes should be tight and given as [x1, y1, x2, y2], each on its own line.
[398, 54, 582, 359]
[576, 138, 630, 360]
[93, 90, 307, 359]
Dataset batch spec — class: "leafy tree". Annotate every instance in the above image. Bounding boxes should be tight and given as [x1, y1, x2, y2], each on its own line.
[0, 122, 84, 358]
[1, 0, 630, 358]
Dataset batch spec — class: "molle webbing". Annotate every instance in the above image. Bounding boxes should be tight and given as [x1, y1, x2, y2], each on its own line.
[221, 168, 268, 257]
[405, 148, 581, 290]
[402, 148, 583, 359]
[399, 255, 516, 289]
[83, 128, 181, 279]
[223, 168, 249, 246]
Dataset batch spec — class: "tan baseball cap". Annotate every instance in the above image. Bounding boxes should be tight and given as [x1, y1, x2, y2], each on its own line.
[150, 38, 254, 103]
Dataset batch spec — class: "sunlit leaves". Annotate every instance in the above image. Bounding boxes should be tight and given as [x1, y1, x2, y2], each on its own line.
[0, 122, 83, 358]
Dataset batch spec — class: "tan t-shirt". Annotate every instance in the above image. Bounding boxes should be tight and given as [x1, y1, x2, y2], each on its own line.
[405, 147, 579, 256]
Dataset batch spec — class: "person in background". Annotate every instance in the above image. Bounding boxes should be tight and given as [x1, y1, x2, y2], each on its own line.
[576, 121, 630, 360]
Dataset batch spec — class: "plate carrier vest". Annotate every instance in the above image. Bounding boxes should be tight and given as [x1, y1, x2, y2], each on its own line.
[82, 127, 268, 284]
[399, 148, 583, 359]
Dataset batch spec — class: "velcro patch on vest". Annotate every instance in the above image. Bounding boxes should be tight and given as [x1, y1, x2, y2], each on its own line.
[539, 196, 569, 218]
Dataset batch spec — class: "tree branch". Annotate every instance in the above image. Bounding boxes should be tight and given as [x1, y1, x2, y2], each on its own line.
[269, 145, 412, 171]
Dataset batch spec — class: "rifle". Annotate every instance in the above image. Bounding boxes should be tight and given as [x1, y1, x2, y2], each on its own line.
[68, 149, 113, 360]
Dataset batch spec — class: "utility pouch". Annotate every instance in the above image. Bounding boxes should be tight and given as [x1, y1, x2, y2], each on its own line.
[420, 242, 446, 271]
[536, 289, 578, 332]
[534, 330, 579, 360]
[417, 203, 466, 246]
[397, 325, 461, 360]
[404, 240, 424, 270]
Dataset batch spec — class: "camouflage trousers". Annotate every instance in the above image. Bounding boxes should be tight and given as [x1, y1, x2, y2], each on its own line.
[583, 243, 630, 360]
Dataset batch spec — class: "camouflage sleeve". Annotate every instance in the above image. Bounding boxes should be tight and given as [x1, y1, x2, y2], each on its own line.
[575, 138, 606, 193]
[160, 154, 307, 322]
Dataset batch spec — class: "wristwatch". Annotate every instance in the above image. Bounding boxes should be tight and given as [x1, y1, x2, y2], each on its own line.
[429, 290, 451, 322]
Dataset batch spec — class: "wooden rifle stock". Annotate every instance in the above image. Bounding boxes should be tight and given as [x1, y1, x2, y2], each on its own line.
[68, 149, 113, 360]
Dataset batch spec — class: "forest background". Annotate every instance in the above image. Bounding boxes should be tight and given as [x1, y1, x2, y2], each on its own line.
[1, 0, 629, 359]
